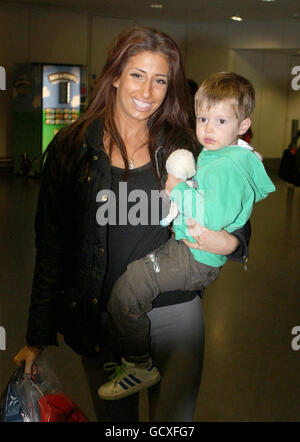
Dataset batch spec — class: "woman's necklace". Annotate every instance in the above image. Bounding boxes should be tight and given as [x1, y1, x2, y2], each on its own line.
[127, 141, 147, 169]
[103, 132, 148, 169]
[128, 158, 135, 170]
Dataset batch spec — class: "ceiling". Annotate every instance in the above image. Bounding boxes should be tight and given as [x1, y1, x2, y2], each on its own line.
[2, 0, 300, 23]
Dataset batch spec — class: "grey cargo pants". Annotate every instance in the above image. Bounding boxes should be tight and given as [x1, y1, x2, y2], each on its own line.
[107, 235, 220, 362]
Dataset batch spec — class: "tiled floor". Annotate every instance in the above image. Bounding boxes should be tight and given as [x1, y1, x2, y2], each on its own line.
[0, 167, 299, 421]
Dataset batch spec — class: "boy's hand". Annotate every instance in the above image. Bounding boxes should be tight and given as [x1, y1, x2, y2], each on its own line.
[165, 174, 183, 195]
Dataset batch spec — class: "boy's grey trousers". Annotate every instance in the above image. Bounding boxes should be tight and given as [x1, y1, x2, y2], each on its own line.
[107, 235, 220, 362]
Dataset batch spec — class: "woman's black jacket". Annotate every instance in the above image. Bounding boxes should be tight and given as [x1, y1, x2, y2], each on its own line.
[26, 118, 251, 356]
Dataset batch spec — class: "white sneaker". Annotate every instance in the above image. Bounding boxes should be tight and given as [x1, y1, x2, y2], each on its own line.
[98, 357, 161, 400]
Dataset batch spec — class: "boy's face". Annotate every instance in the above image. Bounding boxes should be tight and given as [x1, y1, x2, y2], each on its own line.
[196, 100, 251, 151]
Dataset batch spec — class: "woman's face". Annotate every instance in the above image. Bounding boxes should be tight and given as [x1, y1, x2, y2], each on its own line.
[113, 51, 169, 124]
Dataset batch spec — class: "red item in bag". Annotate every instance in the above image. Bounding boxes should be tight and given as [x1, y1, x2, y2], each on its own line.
[39, 393, 88, 422]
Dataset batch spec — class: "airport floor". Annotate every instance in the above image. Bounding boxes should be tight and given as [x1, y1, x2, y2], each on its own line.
[0, 163, 299, 422]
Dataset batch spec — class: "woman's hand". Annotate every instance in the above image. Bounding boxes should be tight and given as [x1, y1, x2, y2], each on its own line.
[13, 345, 43, 376]
[182, 218, 239, 255]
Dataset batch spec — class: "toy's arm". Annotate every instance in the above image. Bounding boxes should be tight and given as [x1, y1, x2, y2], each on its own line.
[160, 200, 179, 227]
[160, 179, 197, 227]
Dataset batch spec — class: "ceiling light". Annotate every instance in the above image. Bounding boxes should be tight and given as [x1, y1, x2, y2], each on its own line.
[150, 4, 163, 8]
[231, 15, 243, 22]
[261, 0, 276, 2]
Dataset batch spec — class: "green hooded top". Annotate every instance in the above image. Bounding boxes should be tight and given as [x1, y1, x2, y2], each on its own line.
[171, 144, 276, 267]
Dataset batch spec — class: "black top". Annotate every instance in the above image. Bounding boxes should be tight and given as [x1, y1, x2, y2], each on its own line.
[101, 161, 198, 310]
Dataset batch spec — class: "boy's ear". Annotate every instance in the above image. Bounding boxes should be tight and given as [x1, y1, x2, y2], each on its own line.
[238, 117, 251, 136]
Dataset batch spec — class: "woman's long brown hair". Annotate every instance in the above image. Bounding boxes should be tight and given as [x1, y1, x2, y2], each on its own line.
[62, 26, 199, 175]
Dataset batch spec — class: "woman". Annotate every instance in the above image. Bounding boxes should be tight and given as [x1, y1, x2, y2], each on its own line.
[14, 26, 250, 421]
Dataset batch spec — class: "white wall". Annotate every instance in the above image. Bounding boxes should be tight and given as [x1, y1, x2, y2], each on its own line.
[29, 8, 88, 65]
[228, 50, 291, 158]
[185, 21, 300, 158]
[1, 2, 300, 158]
[186, 19, 300, 51]
[90, 16, 135, 80]
[137, 18, 187, 64]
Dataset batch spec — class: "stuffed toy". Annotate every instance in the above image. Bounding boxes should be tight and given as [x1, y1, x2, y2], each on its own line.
[160, 149, 197, 227]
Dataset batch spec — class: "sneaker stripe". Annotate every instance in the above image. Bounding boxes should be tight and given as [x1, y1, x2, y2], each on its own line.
[118, 381, 129, 390]
[128, 374, 142, 384]
[123, 377, 135, 387]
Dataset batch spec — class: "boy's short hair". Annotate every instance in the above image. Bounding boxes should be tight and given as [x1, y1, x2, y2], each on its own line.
[195, 72, 255, 121]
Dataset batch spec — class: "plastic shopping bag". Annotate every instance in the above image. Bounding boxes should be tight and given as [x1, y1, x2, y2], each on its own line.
[0, 365, 24, 422]
[0, 360, 88, 422]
